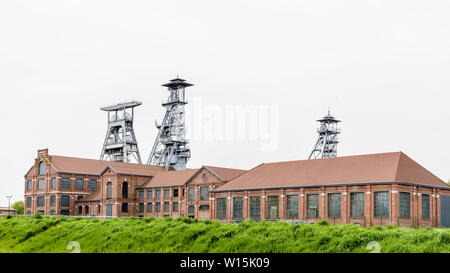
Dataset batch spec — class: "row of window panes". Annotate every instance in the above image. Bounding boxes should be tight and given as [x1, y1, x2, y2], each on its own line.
[140, 188, 181, 199]
[26, 195, 71, 208]
[26, 178, 97, 191]
[216, 192, 432, 219]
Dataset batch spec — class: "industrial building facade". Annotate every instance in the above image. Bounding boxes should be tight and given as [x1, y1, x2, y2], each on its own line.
[24, 149, 450, 228]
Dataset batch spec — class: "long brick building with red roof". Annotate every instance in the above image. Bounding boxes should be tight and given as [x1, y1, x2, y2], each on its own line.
[24, 148, 450, 228]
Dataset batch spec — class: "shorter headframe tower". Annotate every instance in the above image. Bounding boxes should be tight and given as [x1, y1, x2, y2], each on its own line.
[308, 111, 341, 159]
[100, 101, 143, 163]
[147, 77, 193, 170]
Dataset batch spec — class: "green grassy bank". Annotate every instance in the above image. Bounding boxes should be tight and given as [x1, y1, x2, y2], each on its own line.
[1, 215, 449, 253]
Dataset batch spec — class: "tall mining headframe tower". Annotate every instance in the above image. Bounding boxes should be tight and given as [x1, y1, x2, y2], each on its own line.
[147, 77, 193, 170]
[100, 101, 143, 163]
[308, 111, 341, 159]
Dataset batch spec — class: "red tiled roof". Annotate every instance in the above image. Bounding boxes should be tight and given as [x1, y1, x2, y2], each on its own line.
[141, 169, 199, 188]
[204, 166, 247, 181]
[49, 155, 164, 176]
[213, 152, 449, 192]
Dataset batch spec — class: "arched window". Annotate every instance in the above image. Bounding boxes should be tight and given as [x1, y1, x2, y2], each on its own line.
[106, 182, 112, 199]
[122, 182, 128, 198]
[38, 161, 46, 175]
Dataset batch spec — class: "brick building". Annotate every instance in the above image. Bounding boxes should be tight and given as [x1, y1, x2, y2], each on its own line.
[24, 149, 450, 228]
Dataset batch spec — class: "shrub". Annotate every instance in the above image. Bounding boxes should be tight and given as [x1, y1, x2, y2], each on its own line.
[32, 212, 42, 219]
[6, 213, 12, 219]
[317, 219, 330, 226]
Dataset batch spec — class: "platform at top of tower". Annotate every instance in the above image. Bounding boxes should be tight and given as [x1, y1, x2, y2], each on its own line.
[162, 77, 194, 89]
[100, 101, 142, 111]
[317, 113, 341, 123]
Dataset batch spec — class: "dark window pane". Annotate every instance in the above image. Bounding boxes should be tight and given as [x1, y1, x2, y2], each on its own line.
[188, 187, 195, 201]
[36, 196, 45, 207]
[147, 190, 153, 199]
[307, 194, 319, 218]
[106, 182, 112, 199]
[139, 203, 144, 212]
[399, 192, 410, 218]
[75, 178, 84, 190]
[422, 194, 430, 219]
[374, 191, 389, 217]
[88, 179, 97, 191]
[38, 161, 46, 175]
[147, 203, 153, 212]
[173, 202, 178, 211]
[38, 179, 45, 190]
[164, 202, 169, 212]
[51, 178, 57, 189]
[217, 198, 227, 219]
[27, 180, 32, 191]
[188, 205, 195, 214]
[60, 195, 70, 207]
[328, 193, 341, 218]
[267, 196, 279, 219]
[200, 186, 209, 201]
[122, 203, 128, 212]
[26, 197, 32, 208]
[61, 178, 70, 189]
[164, 189, 170, 198]
[287, 195, 299, 218]
[50, 195, 56, 207]
[156, 190, 161, 198]
[155, 202, 161, 212]
[173, 189, 179, 198]
[139, 191, 144, 199]
[199, 204, 209, 211]
[350, 192, 365, 217]
[233, 197, 243, 219]
[250, 196, 261, 219]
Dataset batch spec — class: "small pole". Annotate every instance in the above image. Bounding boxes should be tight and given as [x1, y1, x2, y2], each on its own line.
[6, 195, 12, 213]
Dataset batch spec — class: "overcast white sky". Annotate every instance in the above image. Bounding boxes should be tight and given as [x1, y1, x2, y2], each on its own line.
[1, 0, 449, 206]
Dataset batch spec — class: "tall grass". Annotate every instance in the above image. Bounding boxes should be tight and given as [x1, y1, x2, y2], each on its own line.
[0, 216, 449, 253]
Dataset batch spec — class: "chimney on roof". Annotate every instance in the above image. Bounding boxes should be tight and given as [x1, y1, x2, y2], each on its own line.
[38, 148, 49, 157]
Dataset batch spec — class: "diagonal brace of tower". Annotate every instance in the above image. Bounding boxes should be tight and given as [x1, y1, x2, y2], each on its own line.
[147, 77, 193, 170]
[100, 101, 143, 163]
[308, 111, 341, 159]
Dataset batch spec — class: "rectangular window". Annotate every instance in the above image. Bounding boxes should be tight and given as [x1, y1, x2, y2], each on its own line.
[85, 206, 89, 215]
[50, 195, 56, 207]
[36, 196, 45, 207]
[164, 202, 170, 212]
[250, 196, 261, 219]
[75, 178, 84, 190]
[60, 210, 70, 216]
[139, 203, 144, 213]
[164, 189, 170, 198]
[60, 195, 70, 207]
[147, 203, 153, 212]
[399, 192, 410, 218]
[122, 203, 128, 213]
[51, 178, 56, 189]
[233, 197, 243, 219]
[188, 187, 195, 201]
[188, 205, 195, 214]
[350, 192, 365, 217]
[38, 179, 45, 190]
[139, 191, 144, 199]
[199, 204, 209, 211]
[156, 190, 161, 198]
[173, 202, 178, 212]
[26, 180, 32, 191]
[328, 193, 341, 218]
[61, 178, 70, 189]
[147, 190, 153, 199]
[287, 195, 299, 218]
[374, 191, 389, 217]
[26, 197, 32, 208]
[267, 196, 279, 219]
[88, 179, 97, 191]
[200, 186, 209, 201]
[78, 206, 82, 215]
[217, 198, 227, 219]
[155, 202, 161, 212]
[422, 194, 430, 219]
[307, 194, 319, 218]
[173, 189, 179, 198]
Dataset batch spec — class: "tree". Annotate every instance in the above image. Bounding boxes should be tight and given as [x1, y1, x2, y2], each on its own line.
[11, 201, 24, 215]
